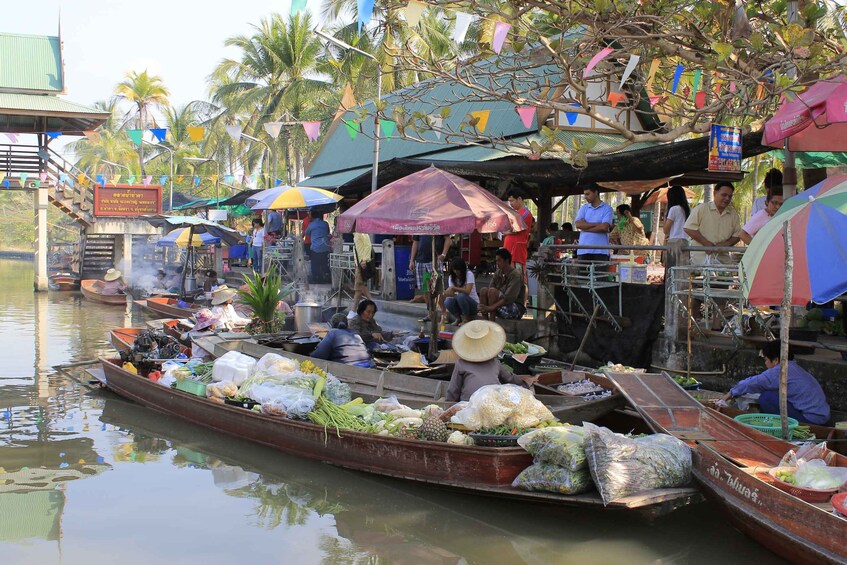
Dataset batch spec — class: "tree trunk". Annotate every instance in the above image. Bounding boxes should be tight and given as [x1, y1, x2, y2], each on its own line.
[779, 222, 793, 439]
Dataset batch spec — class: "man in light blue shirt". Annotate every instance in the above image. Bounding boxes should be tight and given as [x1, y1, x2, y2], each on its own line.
[574, 187, 614, 261]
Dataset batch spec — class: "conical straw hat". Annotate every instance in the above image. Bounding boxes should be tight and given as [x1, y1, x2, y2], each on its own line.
[451, 320, 506, 363]
[391, 351, 429, 370]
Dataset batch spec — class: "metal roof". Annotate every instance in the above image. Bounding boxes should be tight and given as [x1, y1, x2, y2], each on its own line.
[0, 33, 64, 93]
[0, 92, 109, 134]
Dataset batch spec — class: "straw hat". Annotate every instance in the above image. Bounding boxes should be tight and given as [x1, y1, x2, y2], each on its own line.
[391, 351, 429, 371]
[193, 308, 217, 331]
[104, 268, 122, 282]
[433, 349, 459, 365]
[451, 320, 506, 363]
[211, 285, 238, 306]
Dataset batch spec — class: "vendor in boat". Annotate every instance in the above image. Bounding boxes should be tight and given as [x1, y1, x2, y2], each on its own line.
[99, 268, 127, 295]
[210, 286, 251, 331]
[202, 269, 220, 292]
[310, 313, 374, 368]
[166, 266, 184, 292]
[445, 320, 538, 402]
[721, 340, 831, 425]
[348, 299, 395, 346]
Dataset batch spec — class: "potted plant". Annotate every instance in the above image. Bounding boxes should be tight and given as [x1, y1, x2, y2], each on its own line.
[238, 266, 293, 334]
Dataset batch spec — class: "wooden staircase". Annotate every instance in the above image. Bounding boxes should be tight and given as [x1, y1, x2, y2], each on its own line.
[80, 234, 116, 279]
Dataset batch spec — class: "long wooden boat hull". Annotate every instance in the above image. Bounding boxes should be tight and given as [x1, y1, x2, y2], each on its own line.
[97, 358, 700, 517]
[194, 335, 625, 423]
[80, 280, 128, 305]
[607, 371, 847, 564]
[140, 297, 200, 318]
[50, 274, 79, 290]
[109, 327, 193, 357]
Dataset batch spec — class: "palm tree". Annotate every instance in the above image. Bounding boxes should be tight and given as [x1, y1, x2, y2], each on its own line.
[210, 12, 334, 183]
[67, 98, 139, 176]
[115, 70, 171, 174]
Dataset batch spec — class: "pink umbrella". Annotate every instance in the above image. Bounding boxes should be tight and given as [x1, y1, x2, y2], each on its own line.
[763, 75, 847, 151]
[336, 166, 526, 235]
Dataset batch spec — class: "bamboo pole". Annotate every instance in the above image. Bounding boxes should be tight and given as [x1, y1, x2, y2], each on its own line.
[779, 222, 793, 439]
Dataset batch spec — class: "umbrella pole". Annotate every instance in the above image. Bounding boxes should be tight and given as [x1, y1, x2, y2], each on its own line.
[779, 222, 793, 439]
[179, 226, 194, 299]
[428, 237, 439, 361]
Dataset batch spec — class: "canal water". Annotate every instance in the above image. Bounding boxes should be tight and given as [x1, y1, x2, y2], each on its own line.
[0, 258, 784, 564]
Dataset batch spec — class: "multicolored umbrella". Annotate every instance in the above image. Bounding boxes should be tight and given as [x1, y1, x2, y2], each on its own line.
[740, 174, 847, 306]
[247, 185, 342, 210]
[336, 166, 526, 235]
[157, 228, 221, 247]
[763, 75, 847, 152]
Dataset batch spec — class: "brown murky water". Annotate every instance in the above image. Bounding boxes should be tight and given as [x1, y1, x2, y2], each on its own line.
[0, 258, 784, 564]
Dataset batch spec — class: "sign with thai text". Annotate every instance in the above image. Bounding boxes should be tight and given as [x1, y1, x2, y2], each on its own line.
[94, 185, 162, 217]
[708, 125, 743, 172]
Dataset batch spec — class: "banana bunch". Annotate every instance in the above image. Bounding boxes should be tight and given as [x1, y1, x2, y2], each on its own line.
[300, 359, 327, 378]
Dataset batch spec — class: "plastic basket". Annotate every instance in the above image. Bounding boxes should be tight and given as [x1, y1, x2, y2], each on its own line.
[767, 467, 842, 503]
[468, 433, 521, 447]
[734, 413, 799, 439]
[174, 379, 207, 397]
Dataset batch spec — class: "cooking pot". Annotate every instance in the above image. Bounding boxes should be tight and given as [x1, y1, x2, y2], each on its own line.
[294, 302, 321, 333]
[184, 275, 197, 292]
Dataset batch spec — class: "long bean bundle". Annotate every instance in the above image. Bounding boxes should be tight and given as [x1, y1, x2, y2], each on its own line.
[309, 396, 372, 441]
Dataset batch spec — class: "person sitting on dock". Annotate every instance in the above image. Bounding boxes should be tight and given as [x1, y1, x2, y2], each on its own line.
[721, 340, 830, 425]
[310, 313, 373, 368]
[443, 257, 479, 326]
[99, 268, 127, 295]
[210, 286, 251, 331]
[347, 299, 395, 346]
[446, 320, 537, 402]
[478, 248, 525, 321]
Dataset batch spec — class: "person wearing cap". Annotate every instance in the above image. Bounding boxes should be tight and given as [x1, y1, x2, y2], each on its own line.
[99, 268, 127, 295]
[210, 286, 250, 330]
[445, 320, 537, 402]
[311, 313, 373, 367]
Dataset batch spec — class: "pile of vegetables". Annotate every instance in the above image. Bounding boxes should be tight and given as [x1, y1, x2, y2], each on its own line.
[503, 342, 530, 354]
[672, 375, 700, 387]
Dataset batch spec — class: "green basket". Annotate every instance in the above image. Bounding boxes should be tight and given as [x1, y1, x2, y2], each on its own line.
[174, 379, 208, 397]
[734, 413, 799, 439]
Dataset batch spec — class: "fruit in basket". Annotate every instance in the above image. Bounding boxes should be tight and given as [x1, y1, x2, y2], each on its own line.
[775, 469, 797, 485]
[417, 417, 449, 442]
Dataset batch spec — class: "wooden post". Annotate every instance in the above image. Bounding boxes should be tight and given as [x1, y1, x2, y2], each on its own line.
[33, 186, 49, 291]
[779, 223, 793, 439]
[537, 273, 558, 353]
[382, 238, 396, 300]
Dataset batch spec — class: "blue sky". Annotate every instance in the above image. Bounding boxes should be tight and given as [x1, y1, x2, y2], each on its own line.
[4, 0, 320, 108]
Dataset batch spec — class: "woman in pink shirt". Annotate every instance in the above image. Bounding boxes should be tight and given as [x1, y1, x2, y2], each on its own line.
[740, 193, 784, 244]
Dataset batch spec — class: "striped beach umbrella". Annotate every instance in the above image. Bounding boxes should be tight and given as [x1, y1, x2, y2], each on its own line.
[157, 227, 221, 247]
[247, 185, 342, 210]
[741, 174, 847, 306]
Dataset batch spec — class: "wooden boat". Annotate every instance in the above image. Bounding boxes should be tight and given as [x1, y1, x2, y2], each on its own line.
[96, 357, 700, 518]
[137, 296, 201, 318]
[193, 335, 626, 422]
[606, 371, 847, 564]
[49, 273, 79, 290]
[80, 280, 128, 305]
[108, 327, 192, 356]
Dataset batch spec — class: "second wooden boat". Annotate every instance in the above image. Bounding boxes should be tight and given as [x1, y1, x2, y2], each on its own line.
[80, 280, 128, 305]
[607, 371, 847, 565]
[138, 297, 201, 318]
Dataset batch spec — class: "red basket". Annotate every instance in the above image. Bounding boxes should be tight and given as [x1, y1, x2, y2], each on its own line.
[832, 492, 847, 518]
[768, 467, 841, 503]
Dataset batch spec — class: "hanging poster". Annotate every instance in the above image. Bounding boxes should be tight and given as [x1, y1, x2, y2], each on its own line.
[708, 125, 742, 172]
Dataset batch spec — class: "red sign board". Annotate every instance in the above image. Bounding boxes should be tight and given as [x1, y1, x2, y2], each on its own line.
[94, 185, 162, 217]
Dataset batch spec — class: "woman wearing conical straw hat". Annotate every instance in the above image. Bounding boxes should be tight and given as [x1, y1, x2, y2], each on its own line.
[445, 320, 537, 402]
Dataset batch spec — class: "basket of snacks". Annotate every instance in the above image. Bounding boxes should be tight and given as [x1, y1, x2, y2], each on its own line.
[734, 413, 799, 439]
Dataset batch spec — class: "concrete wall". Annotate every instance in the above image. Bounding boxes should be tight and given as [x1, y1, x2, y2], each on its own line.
[87, 218, 161, 236]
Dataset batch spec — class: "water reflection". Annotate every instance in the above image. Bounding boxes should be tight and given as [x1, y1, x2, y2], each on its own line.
[0, 259, 785, 564]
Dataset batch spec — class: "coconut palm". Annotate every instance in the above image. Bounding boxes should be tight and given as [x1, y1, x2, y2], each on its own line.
[115, 70, 171, 174]
[67, 98, 139, 176]
[210, 12, 334, 184]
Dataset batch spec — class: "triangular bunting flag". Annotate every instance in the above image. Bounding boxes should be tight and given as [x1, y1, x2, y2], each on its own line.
[210, 174, 219, 183]
[20, 173, 29, 184]
[379, 119, 396, 138]
[649, 94, 664, 108]
[515, 106, 535, 128]
[646, 59, 660, 90]
[276, 178, 284, 187]
[692, 69, 702, 99]
[187, 126, 205, 142]
[357, 0, 375, 31]
[291, 0, 307, 15]
[127, 129, 143, 145]
[111, 175, 121, 185]
[344, 120, 360, 140]
[451, 12, 472, 43]
[224, 175, 234, 184]
[565, 104, 580, 126]
[193, 176, 200, 187]
[404, 0, 425, 27]
[492, 21, 511, 54]
[339, 83, 357, 113]
[176, 175, 184, 183]
[127, 175, 136, 185]
[150, 128, 167, 142]
[143, 175, 152, 186]
[83, 130, 100, 142]
[46, 131, 62, 139]
[608, 92, 626, 108]
[583, 47, 614, 78]
[729, 81, 737, 93]
[5, 133, 18, 143]
[695, 91, 707, 109]
[1, 178, 8, 188]
[302, 121, 321, 142]
[264, 122, 283, 139]
[226, 125, 243, 141]
[160, 175, 168, 185]
[96, 175, 105, 187]
[619, 54, 641, 90]
[469, 110, 490, 133]
[33, 180, 42, 188]
[756, 83, 765, 99]
[59, 173, 67, 183]
[39, 172, 48, 182]
[78, 173, 86, 185]
[672, 64, 684, 94]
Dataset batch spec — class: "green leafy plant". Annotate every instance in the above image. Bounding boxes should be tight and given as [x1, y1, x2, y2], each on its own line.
[238, 267, 295, 334]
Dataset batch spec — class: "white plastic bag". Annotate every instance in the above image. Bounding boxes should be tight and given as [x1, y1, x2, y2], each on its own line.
[255, 352, 299, 376]
[450, 385, 553, 430]
[794, 460, 847, 490]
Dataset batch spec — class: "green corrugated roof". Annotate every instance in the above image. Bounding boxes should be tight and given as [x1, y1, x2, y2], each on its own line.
[304, 166, 371, 189]
[0, 92, 105, 115]
[0, 33, 63, 93]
